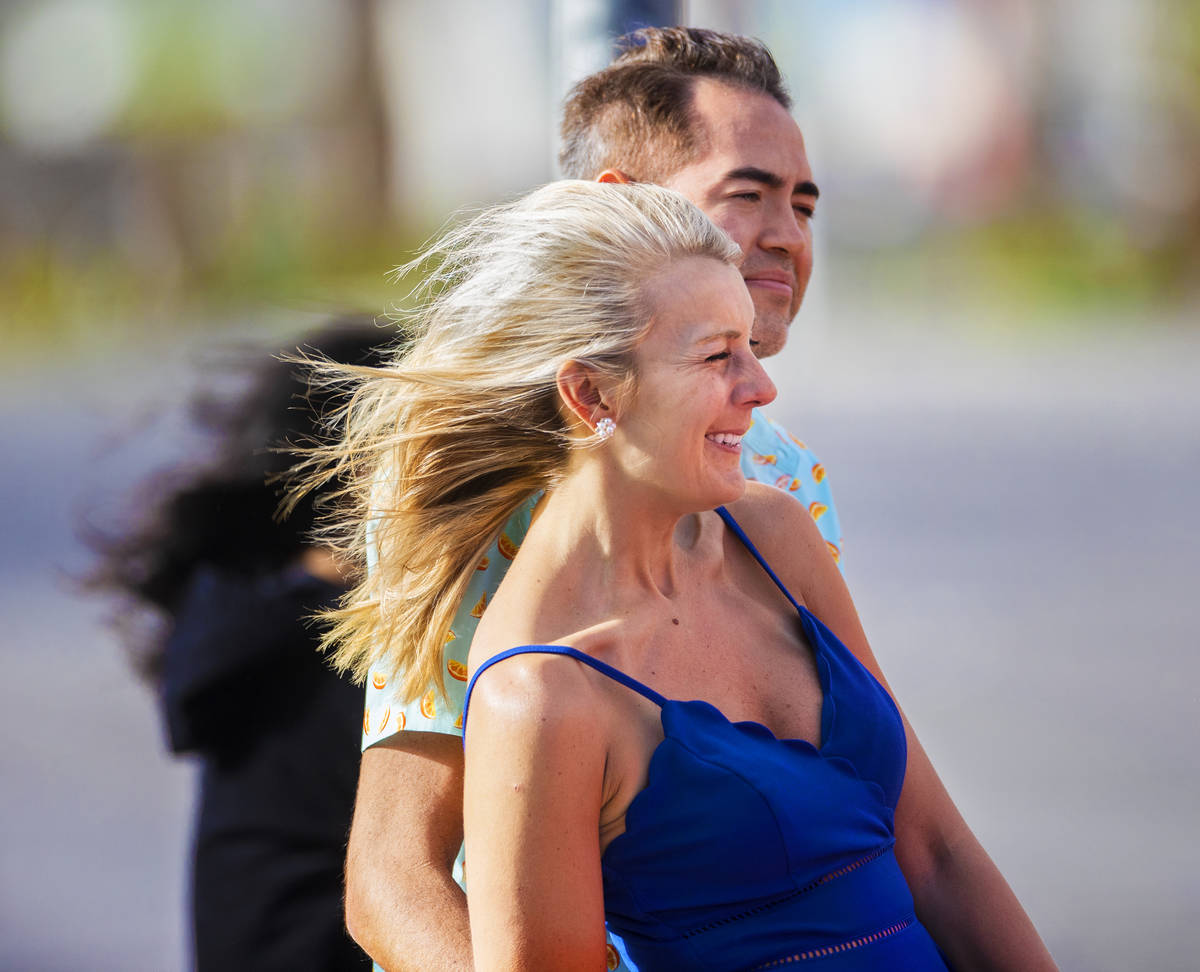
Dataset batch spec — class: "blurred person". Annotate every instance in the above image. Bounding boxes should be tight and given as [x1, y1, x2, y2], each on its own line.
[85, 317, 396, 972]
[344, 29, 846, 971]
[318, 181, 1056, 970]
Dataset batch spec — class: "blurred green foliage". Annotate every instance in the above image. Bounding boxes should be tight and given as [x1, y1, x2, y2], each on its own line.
[2, 225, 426, 350]
[7, 209, 1191, 352]
[852, 211, 1196, 314]
[2, 0, 1197, 348]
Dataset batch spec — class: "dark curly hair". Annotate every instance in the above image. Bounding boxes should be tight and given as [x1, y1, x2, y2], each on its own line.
[559, 26, 791, 182]
[84, 315, 399, 681]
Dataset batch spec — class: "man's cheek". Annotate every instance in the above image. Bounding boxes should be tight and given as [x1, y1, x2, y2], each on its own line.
[707, 213, 751, 258]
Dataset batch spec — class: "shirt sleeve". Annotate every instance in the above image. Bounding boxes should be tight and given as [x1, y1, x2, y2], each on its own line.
[361, 493, 540, 750]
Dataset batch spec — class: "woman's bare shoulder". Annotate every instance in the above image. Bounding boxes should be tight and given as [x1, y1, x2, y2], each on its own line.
[463, 642, 614, 768]
[726, 481, 823, 552]
[471, 528, 616, 663]
[722, 481, 839, 606]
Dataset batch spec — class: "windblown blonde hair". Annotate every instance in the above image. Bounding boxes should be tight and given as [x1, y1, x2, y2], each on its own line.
[311, 180, 740, 702]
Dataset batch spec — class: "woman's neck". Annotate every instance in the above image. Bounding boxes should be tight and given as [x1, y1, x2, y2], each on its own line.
[530, 457, 712, 601]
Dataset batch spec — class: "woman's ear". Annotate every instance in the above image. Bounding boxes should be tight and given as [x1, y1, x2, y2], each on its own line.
[556, 360, 611, 434]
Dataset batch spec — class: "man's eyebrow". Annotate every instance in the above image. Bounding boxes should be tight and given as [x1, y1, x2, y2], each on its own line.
[725, 166, 820, 199]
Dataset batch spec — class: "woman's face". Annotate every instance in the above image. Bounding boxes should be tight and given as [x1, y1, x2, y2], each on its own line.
[610, 255, 777, 512]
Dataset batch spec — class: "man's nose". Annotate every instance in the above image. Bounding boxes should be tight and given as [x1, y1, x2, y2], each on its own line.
[760, 200, 808, 259]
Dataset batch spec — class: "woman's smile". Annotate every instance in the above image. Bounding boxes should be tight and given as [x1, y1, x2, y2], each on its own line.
[705, 431, 745, 453]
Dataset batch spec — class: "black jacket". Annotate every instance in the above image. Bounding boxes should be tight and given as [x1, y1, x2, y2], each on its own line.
[163, 565, 370, 971]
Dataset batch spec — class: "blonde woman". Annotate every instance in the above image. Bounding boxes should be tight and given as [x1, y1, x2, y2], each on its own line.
[318, 182, 1056, 971]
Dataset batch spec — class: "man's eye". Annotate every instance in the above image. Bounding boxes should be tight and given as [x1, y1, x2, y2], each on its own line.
[732, 192, 760, 202]
[794, 205, 815, 219]
[706, 351, 732, 362]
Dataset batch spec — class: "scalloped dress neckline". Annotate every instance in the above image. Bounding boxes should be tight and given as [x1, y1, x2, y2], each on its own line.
[462, 507, 947, 970]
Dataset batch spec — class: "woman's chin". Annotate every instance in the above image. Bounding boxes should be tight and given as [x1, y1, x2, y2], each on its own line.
[636, 470, 747, 515]
[700, 475, 747, 511]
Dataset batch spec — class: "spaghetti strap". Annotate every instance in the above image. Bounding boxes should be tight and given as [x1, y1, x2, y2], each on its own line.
[715, 505, 805, 615]
[462, 644, 668, 737]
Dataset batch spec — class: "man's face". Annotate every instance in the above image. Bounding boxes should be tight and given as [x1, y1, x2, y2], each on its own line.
[657, 79, 817, 359]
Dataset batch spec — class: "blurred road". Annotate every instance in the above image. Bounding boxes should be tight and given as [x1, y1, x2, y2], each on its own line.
[2, 310, 1197, 971]
[781, 308, 1200, 972]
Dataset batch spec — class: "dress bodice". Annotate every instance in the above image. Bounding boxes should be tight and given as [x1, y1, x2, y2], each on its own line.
[464, 508, 949, 970]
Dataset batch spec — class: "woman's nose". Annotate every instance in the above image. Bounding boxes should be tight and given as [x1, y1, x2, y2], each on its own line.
[737, 353, 777, 408]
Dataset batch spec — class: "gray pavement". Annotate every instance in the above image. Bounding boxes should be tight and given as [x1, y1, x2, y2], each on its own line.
[2, 309, 1197, 970]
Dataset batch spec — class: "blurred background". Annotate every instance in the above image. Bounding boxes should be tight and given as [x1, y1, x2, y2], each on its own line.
[2, 0, 1196, 969]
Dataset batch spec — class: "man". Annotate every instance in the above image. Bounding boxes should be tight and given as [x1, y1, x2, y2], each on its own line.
[348, 29, 838, 971]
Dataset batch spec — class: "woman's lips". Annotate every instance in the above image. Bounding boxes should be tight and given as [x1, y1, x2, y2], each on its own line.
[705, 431, 743, 453]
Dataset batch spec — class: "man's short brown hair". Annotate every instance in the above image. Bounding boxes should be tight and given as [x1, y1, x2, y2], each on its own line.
[559, 27, 792, 183]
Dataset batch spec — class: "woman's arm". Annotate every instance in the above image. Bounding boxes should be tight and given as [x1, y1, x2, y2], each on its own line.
[889, 727, 1058, 971]
[463, 652, 610, 972]
[730, 485, 1058, 971]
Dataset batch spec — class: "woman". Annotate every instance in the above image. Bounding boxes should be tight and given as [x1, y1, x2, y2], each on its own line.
[86, 320, 390, 971]
[320, 182, 1056, 970]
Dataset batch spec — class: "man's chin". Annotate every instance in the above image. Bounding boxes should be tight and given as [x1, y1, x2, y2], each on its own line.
[749, 317, 790, 359]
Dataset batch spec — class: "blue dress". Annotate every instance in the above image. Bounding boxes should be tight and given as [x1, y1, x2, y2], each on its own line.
[464, 508, 950, 970]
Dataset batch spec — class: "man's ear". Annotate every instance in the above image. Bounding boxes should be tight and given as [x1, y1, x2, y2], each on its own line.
[556, 360, 611, 433]
[596, 169, 634, 185]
